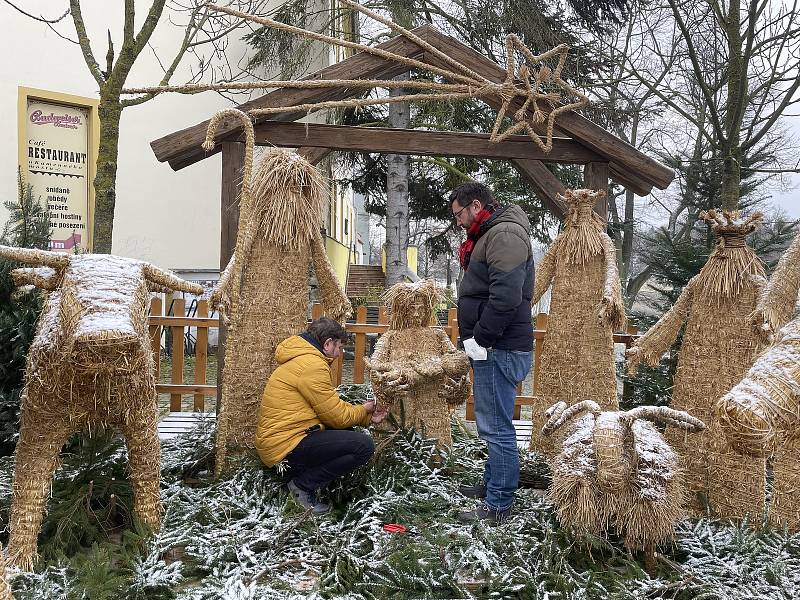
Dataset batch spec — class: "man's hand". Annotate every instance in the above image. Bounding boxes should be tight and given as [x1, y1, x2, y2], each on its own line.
[463, 337, 487, 361]
[370, 405, 389, 424]
[363, 400, 377, 414]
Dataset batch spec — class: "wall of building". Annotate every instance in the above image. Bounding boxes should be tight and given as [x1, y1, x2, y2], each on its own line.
[1, 0, 343, 274]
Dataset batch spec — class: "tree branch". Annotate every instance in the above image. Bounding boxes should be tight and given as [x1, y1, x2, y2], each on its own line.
[69, 0, 104, 84]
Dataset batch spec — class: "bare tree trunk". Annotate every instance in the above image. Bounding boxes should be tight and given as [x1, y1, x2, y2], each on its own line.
[385, 73, 410, 287]
[93, 92, 123, 253]
[721, 0, 743, 211]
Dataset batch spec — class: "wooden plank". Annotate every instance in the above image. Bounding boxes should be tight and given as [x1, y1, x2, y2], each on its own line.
[194, 300, 208, 411]
[353, 305, 367, 384]
[217, 142, 244, 415]
[152, 32, 429, 170]
[416, 26, 674, 190]
[533, 312, 547, 394]
[511, 159, 567, 219]
[149, 317, 219, 327]
[158, 384, 219, 395]
[249, 121, 601, 163]
[297, 146, 334, 165]
[149, 297, 162, 384]
[584, 161, 610, 219]
[171, 297, 186, 412]
[447, 307, 459, 346]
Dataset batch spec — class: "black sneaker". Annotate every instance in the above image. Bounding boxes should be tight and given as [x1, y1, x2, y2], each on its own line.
[457, 502, 511, 524]
[458, 483, 487, 499]
[287, 480, 331, 515]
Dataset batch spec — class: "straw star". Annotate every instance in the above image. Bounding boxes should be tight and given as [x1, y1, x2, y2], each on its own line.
[489, 35, 589, 152]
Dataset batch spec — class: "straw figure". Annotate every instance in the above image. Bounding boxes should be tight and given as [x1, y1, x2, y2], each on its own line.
[0, 545, 11, 600]
[626, 209, 768, 521]
[204, 109, 351, 476]
[717, 232, 800, 529]
[543, 400, 705, 562]
[0, 246, 202, 570]
[366, 280, 470, 446]
[529, 188, 625, 455]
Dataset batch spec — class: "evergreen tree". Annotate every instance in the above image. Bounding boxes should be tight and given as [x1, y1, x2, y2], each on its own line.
[0, 170, 51, 455]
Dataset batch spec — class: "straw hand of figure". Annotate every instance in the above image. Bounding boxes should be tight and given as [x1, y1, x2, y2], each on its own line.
[439, 374, 469, 404]
[624, 346, 642, 376]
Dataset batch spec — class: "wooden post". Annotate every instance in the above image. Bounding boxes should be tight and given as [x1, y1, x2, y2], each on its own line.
[353, 305, 367, 384]
[584, 161, 610, 220]
[216, 142, 244, 414]
[194, 300, 209, 412]
[533, 312, 548, 394]
[149, 297, 162, 385]
[171, 297, 186, 412]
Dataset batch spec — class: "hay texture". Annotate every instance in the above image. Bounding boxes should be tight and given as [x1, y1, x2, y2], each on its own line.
[530, 189, 625, 455]
[626, 210, 767, 521]
[543, 401, 704, 553]
[0, 246, 202, 571]
[750, 232, 800, 342]
[717, 232, 800, 530]
[0, 545, 11, 600]
[205, 110, 351, 476]
[366, 280, 470, 447]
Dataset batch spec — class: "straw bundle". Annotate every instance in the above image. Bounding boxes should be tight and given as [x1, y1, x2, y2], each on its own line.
[204, 110, 351, 476]
[544, 401, 704, 553]
[0, 545, 11, 600]
[626, 209, 768, 522]
[530, 189, 625, 456]
[366, 280, 470, 447]
[0, 246, 201, 570]
[751, 232, 800, 341]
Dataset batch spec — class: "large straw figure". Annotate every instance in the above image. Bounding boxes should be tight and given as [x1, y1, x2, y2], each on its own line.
[204, 110, 351, 476]
[717, 232, 800, 529]
[529, 188, 625, 454]
[0, 247, 202, 570]
[366, 279, 470, 446]
[626, 210, 767, 520]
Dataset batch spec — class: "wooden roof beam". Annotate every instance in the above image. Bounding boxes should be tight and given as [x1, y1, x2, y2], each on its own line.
[248, 121, 602, 163]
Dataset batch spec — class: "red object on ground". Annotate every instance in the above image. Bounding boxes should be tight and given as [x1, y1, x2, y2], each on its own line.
[382, 523, 407, 533]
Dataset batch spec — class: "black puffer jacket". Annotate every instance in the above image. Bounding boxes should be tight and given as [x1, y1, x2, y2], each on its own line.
[457, 204, 534, 351]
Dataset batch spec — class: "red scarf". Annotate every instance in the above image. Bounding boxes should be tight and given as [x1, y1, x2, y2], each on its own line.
[458, 207, 495, 269]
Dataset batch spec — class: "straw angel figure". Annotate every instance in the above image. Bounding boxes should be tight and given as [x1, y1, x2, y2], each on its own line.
[717, 232, 800, 529]
[366, 279, 470, 447]
[204, 110, 351, 476]
[529, 188, 625, 455]
[627, 209, 768, 520]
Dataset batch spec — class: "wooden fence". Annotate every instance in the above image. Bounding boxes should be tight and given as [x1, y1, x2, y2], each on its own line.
[149, 299, 638, 418]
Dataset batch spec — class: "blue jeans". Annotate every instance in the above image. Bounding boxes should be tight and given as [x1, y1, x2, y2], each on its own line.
[471, 349, 532, 511]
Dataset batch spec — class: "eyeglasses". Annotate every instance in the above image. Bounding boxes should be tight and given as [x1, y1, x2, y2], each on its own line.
[452, 202, 473, 220]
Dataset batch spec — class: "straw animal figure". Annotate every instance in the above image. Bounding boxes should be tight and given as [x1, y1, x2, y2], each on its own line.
[0, 246, 202, 570]
[626, 209, 768, 521]
[529, 188, 625, 456]
[366, 280, 470, 447]
[204, 110, 351, 476]
[717, 232, 800, 530]
[542, 401, 704, 562]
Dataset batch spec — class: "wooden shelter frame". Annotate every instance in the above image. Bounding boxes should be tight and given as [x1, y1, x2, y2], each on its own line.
[150, 25, 673, 392]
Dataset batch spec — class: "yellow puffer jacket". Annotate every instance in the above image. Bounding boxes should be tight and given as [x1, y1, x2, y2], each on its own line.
[255, 334, 371, 466]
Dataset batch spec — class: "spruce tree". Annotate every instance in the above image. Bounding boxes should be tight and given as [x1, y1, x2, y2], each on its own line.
[0, 169, 51, 454]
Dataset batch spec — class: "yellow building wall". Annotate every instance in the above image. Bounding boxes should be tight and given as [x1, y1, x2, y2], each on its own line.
[325, 236, 351, 287]
[381, 245, 418, 274]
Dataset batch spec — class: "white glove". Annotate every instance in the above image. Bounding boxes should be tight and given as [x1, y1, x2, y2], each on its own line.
[463, 337, 488, 361]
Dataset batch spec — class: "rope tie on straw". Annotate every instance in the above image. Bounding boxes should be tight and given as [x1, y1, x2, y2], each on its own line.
[720, 232, 746, 248]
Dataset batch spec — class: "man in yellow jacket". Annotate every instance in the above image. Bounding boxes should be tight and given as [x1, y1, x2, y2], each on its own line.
[256, 317, 387, 514]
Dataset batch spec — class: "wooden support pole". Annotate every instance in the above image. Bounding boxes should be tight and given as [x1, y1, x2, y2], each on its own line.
[216, 142, 245, 413]
[584, 161, 610, 220]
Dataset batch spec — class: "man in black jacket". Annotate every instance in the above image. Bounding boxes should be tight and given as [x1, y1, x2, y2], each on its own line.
[451, 182, 534, 523]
